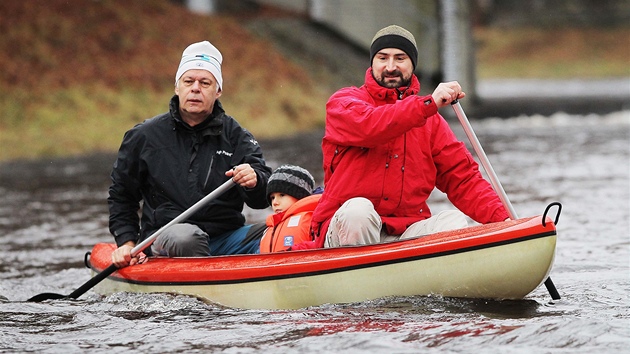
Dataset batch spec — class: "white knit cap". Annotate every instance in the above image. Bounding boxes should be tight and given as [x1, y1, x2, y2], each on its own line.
[175, 41, 223, 90]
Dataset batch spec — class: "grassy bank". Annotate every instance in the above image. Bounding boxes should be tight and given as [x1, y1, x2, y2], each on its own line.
[1, 86, 170, 159]
[0, 0, 329, 161]
[0, 0, 628, 162]
[475, 26, 630, 78]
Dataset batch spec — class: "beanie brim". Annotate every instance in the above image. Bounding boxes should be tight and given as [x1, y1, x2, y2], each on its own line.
[370, 34, 418, 69]
[175, 60, 223, 90]
[267, 180, 311, 203]
[266, 165, 315, 203]
[175, 41, 223, 89]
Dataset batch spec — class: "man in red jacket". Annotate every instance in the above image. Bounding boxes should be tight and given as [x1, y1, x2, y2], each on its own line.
[294, 25, 509, 250]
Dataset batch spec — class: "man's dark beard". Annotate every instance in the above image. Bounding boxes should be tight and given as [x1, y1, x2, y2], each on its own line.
[375, 69, 412, 88]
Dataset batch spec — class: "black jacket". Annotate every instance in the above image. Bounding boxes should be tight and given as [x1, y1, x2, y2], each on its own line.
[108, 95, 271, 252]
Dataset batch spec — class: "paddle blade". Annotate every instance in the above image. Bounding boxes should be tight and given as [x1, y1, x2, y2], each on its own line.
[27, 292, 67, 302]
[27, 263, 118, 303]
[544, 277, 561, 300]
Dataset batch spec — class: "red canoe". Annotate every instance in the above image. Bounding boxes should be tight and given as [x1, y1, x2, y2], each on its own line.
[88, 215, 557, 309]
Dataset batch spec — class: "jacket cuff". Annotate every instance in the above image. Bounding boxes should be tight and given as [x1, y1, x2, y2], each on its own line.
[113, 226, 138, 247]
[419, 95, 439, 117]
[115, 232, 138, 247]
[495, 208, 511, 223]
[248, 169, 268, 193]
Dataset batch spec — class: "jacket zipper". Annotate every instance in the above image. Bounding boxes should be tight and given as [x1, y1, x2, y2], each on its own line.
[203, 156, 214, 189]
[397, 133, 407, 208]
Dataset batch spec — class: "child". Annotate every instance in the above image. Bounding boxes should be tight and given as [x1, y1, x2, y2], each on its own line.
[259, 165, 321, 253]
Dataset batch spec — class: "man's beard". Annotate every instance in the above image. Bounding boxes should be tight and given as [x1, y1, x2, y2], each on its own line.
[375, 69, 412, 88]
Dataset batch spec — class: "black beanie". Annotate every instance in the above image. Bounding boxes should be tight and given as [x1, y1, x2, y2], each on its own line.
[267, 165, 315, 203]
[370, 25, 418, 69]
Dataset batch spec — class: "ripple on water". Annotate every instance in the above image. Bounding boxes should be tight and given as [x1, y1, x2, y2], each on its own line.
[0, 113, 628, 353]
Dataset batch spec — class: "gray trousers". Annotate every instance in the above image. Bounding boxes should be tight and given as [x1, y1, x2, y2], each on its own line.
[151, 223, 210, 257]
[324, 197, 469, 248]
[150, 223, 261, 257]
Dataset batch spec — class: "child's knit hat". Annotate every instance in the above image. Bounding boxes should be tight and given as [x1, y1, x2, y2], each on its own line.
[267, 165, 315, 202]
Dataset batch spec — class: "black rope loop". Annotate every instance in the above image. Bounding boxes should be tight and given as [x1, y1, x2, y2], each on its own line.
[84, 251, 92, 269]
[542, 202, 563, 227]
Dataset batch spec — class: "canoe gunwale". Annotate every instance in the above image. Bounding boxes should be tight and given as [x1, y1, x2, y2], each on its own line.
[90, 217, 556, 285]
[92, 230, 556, 286]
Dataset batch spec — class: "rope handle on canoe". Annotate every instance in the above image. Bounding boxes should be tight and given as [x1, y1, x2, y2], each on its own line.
[542, 202, 562, 227]
[84, 251, 91, 269]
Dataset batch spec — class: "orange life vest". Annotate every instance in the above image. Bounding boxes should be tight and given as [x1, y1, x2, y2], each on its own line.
[259, 194, 321, 253]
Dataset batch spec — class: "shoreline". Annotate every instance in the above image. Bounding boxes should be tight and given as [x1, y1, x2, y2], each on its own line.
[467, 78, 629, 118]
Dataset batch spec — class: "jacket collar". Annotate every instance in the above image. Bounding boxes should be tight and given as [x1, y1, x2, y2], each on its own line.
[265, 194, 322, 226]
[169, 95, 223, 136]
[364, 68, 421, 102]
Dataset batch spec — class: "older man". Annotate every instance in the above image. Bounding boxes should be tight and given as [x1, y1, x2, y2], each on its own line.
[294, 25, 509, 250]
[109, 41, 271, 267]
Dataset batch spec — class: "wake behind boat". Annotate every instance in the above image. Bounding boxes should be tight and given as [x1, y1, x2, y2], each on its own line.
[87, 213, 558, 310]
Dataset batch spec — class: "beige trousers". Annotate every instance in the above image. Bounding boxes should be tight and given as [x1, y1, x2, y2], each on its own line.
[324, 197, 469, 248]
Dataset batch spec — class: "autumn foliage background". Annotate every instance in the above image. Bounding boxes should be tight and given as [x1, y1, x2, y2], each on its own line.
[0, 0, 327, 160]
[0, 0, 627, 161]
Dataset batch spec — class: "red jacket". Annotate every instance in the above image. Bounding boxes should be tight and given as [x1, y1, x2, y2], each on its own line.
[294, 69, 508, 250]
[259, 194, 321, 253]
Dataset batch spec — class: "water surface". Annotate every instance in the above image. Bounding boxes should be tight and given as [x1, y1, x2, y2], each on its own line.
[1, 110, 628, 353]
